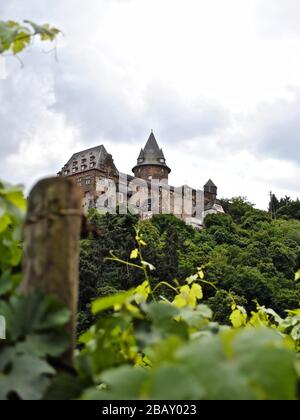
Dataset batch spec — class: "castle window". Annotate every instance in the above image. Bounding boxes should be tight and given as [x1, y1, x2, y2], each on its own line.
[77, 177, 83, 185]
[64, 170, 69, 176]
[90, 162, 96, 168]
[85, 177, 92, 185]
[72, 167, 78, 173]
[81, 164, 87, 171]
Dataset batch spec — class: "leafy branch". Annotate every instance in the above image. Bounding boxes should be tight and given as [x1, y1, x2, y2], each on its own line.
[0, 20, 60, 55]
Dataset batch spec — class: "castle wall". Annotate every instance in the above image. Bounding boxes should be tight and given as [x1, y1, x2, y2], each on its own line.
[133, 165, 169, 182]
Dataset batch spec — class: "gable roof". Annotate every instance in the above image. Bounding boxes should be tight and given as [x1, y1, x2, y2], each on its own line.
[61, 145, 118, 175]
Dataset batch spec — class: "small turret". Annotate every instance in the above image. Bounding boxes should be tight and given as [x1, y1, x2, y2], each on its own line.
[204, 179, 217, 203]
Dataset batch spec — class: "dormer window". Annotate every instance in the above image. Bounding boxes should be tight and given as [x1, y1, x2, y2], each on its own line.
[64, 170, 69, 176]
[159, 158, 165, 163]
[73, 161, 78, 166]
[81, 164, 87, 171]
[138, 159, 144, 164]
[72, 167, 78, 173]
[90, 156, 95, 161]
[81, 158, 87, 163]
[90, 162, 96, 168]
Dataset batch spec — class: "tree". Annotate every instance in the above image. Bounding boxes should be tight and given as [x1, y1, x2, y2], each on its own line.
[219, 197, 254, 224]
[276, 200, 300, 221]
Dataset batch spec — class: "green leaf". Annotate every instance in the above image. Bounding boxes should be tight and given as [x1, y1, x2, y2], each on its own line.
[0, 272, 14, 296]
[81, 366, 148, 400]
[5, 190, 26, 211]
[44, 373, 87, 401]
[0, 214, 11, 234]
[147, 363, 205, 400]
[0, 347, 16, 372]
[5, 292, 70, 341]
[24, 20, 60, 41]
[16, 332, 69, 358]
[176, 335, 256, 400]
[12, 32, 31, 54]
[0, 354, 55, 400]
[233, 328, 297, 400]
[230, 308, 247, 329]
[144, 302, 179, 325]
[92, 290, 134, 314]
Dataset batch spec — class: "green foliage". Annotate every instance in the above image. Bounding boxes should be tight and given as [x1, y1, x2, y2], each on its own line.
[0, 291, 70, 400]
[0, 182, 70, 400]
[0, 182, 25, 278]
[75, 260, 300, 401]
[80, 205, 300, 322]
[1, 180, 300, 400]
[269, 194, 300, 221]
[0, 20, 60, 55]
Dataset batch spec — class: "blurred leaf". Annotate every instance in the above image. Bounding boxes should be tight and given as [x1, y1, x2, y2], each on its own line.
[0, 354, 54, 400]
[16, 332, 69, 358]
[92, 290, 134, 314]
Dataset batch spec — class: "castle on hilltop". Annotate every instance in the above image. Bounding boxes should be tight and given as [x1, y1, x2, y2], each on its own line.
[58, 132, 224, 228]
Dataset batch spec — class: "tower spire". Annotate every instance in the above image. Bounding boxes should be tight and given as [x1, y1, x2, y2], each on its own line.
[132, 132, 171, 182]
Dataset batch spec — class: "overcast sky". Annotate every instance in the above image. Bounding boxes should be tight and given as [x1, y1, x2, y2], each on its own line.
[1, 0, 300, 209]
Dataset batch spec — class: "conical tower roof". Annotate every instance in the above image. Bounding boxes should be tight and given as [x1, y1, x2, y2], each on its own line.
[133, 132, 171, 174]
[204, 179, 217, 188]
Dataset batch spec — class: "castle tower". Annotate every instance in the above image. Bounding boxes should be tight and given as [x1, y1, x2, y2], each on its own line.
[204, 179, 217, 204]
[132, 132, 171, 183]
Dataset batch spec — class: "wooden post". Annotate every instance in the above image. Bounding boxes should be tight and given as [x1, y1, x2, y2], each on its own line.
[22, 177, 82, 363]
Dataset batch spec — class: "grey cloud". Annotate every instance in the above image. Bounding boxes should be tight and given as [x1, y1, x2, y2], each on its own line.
[51, 49, 146, 143]
[252, 91, 300, 165]
[212, 89, 300, 167]
[52, 57, 230, 145]
[255, 0, 300, 39]
[143, 82, 230, 143]
[0, 0, 299, 201]
[0, 56, 54, 155]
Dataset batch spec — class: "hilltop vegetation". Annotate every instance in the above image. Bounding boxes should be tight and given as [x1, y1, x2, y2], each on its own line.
[0, 181, 299, 400]
[79, 197, 300, 332]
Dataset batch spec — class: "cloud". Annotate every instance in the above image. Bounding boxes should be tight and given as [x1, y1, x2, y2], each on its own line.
[255, 93, 300, 164]
[0, 0, 300, 208]
[219, 89, 300, 166]
[255, 0, 300, 39]
[142, 82, 230, 142]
